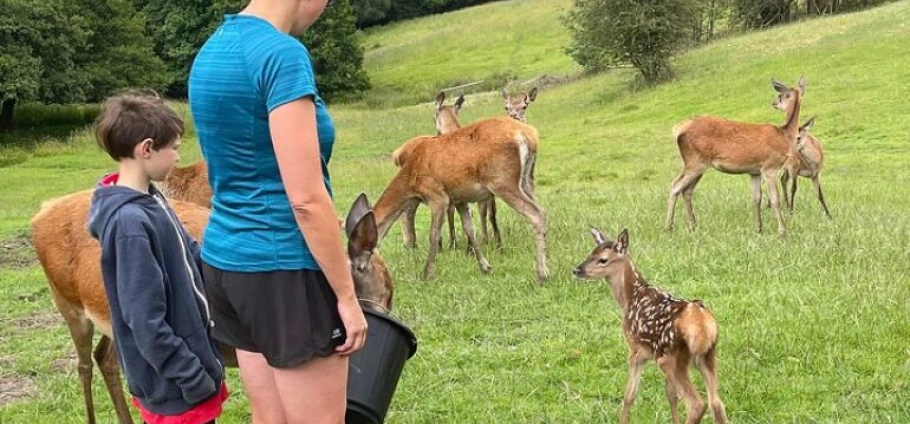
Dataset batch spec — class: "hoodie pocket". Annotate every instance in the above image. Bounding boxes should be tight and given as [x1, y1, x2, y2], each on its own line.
[184, 329, 223, 383]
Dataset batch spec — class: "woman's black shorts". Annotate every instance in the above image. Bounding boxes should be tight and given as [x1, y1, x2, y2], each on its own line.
[201, 262, 346, 368]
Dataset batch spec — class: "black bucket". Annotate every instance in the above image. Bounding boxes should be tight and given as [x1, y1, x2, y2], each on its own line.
[346, 307, 418, 424]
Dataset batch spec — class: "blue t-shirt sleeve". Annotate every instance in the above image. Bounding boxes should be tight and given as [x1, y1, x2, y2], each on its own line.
[257, 40, 317, 113]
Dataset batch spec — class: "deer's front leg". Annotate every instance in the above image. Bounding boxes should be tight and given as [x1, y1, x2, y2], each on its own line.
[620, 349, 648, 424]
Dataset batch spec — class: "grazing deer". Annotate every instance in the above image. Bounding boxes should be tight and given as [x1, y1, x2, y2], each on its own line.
[573, 228, 727, 424]
[775, 117, 832, 218]
[31, 191, 391, 424]
[666, 76, 807, 237]
[378, 117, 547, 282]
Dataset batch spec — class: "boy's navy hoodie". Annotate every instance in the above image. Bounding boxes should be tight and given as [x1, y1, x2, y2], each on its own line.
[88, 175, 223, 415]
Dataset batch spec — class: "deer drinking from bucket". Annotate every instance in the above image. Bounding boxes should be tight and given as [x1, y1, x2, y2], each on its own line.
[666, 76, 807, 237]
[31, 188, 392, 424]
[573, 228, 727, 424]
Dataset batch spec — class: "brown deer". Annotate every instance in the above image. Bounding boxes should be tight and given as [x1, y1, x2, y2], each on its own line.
[775, 117, 832, 218]
[157, 160, 211, 207]
[573, 228, 727, 424]
[397, 91, 465, 250]
[378, 116, 547, 282]
[31, 190, 391, 424]
[397, 91, 506, 249]
[666, 76, 807, 237]
[502, 87, 538, 123]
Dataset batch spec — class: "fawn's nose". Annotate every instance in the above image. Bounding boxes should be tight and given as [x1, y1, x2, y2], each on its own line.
[572, 267, 582, 278]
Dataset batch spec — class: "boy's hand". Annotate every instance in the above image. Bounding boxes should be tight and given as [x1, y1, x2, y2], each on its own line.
[335, 296, 367, 356]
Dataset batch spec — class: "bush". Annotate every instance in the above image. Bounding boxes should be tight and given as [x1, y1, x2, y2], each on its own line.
[563, 0, 697, 85]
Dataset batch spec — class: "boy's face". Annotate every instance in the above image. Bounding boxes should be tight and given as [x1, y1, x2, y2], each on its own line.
[141, 138, 181, 182]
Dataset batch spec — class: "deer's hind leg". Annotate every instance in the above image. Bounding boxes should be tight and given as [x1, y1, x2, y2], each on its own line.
[94, 335, 133, 424]
[454, 202, 492, 274]
[695, 347, 728, 424]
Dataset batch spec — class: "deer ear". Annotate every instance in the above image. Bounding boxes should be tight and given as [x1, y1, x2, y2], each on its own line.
[589, 226, 607, 245]
[454, 94, 465, 111]
[526, 87, 538, 103]
[798, 75, 807, 92]
[435, 91, 446, 109]
[348, 211, 378, 258]
[799, 116, 816, 137]
[615, 229, 629, 254]
[501, 88, 509, 100]
[345, 193, 372, 237]
[772, 78, 788, 93]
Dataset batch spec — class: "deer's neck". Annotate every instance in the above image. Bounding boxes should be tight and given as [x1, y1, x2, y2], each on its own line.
[609, 260, 645, 312]
[373, 172, 416, 240]
[781, 91, 802, 138]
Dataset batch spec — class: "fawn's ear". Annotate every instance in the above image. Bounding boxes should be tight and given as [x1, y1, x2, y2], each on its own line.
[526, 87, 538, 104]
[435, 91, 446, 109]
[772, 78, 788, 93]
[454, 94, 465, 111]
[501, 88, 509, 100]
[615, 229, 629, 254]
[797, 75, 807, 93]
[589, 226, 607, 245]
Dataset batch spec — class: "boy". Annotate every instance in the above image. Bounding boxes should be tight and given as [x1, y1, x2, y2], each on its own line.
[88, 94, 227, 424]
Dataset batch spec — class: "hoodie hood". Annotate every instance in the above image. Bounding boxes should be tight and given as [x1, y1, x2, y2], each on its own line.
[88, 173, 162, 240]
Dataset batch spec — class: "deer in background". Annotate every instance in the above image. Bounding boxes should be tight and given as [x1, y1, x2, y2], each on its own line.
[157, 161, 211, 207]
[397, 91, 465, 249]
[573, 228, 727, 424]
[666, 76, 807, 237]
[378, 116, 548, 282]
[31, 189, 391, 424]
[502, 86, 538, 122]
[774, 116, 832, 218]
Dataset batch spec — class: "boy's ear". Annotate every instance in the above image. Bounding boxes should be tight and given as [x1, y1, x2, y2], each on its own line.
[138, 138, 154, 158]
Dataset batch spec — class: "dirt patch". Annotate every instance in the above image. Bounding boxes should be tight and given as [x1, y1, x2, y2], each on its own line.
[0, 231, 36, 269]
[9, 311, 60, 331]
[0, 373, 36, 407]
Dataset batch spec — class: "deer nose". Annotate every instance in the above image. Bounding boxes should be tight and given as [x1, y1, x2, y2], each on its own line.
[572, 267, 582, 277]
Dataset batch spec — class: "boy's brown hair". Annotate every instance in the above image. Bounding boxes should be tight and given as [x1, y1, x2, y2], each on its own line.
[94, 93, 185, 161]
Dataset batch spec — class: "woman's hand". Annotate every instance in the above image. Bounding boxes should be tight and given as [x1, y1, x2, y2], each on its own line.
[335, 296, 368, 356]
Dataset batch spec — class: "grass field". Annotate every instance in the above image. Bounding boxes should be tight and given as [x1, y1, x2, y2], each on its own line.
[2, 0, 910, 422]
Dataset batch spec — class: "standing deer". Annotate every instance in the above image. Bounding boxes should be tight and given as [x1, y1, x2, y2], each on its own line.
[573, 228, 727, 424]
[397, 91, 465, 250]
[666, 76, 807, 237]
[378, 116, 547, 282]
[775, 116, 832, 218]
[31, 189, 391, 424]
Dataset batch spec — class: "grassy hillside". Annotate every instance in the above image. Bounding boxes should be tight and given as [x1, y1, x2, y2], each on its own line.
[3, 0, 910, 422]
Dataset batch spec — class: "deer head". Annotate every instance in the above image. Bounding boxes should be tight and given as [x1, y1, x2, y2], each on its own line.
[435, 91, 465, 135]
[572, 227, 629, 282]
[502, 87, 538, 122]
[771, 76, 806, 112]
[345, 193, 393, 311]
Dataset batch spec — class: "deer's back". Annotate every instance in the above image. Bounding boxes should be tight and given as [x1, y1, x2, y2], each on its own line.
[31, 190, 211, 328]
[676, 116, 793, 172]
[160, 161, 212, 208]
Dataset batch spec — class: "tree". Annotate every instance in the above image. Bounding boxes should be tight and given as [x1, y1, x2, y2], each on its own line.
[301, 0, 371, 102]
[563, 0, 696, 85]
[0, 0, 165, 131]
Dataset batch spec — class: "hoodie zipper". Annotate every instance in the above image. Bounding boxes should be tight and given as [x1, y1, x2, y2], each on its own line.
[152, 194, 223, 373]
[152, 195, 214, 329]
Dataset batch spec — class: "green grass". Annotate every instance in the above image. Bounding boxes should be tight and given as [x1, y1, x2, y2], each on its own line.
[3, 0, 910, 422]
[360, 0, 581, 107]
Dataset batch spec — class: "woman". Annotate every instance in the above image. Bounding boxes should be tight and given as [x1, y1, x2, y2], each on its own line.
[188, 0, 367, 423]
